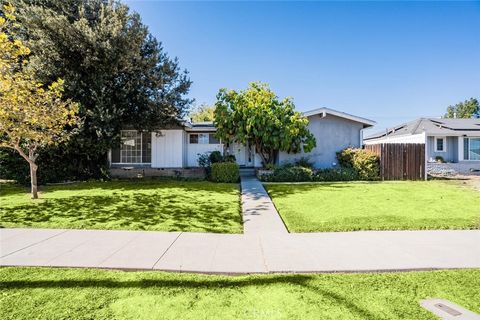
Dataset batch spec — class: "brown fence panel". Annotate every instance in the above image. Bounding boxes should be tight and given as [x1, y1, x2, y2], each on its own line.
[365, 143, 425, 180]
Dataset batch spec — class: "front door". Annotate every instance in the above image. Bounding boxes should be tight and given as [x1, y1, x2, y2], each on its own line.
[232, 143, 246, 166]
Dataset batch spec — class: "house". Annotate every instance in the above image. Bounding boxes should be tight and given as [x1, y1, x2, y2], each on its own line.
[109, 107, 375, 177]
[364, 118, 480, 175]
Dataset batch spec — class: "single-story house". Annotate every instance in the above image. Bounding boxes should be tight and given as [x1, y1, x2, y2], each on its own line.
[364, 118, 480, 175]
[109, 107, 375, 177]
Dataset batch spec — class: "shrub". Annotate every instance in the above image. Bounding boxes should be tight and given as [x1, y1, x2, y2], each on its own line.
[223, 154, 236, 163]
[313, 168, 358, 182]
[197, 153, 211, 168]
[435, 156, 446, 163]
[261, 165, 313, 182]
[211, 162, 240, 183]
[336, 148, 380, 180]
[209, 151, 224, 164]
[294, 157, 314, 169]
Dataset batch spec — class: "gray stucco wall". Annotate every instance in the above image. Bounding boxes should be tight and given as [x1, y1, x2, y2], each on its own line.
[426, 136, 458, 162]
[278, 114, 364, 168]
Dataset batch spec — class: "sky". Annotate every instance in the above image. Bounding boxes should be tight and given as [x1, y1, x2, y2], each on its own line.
[125, 0, 480, 133]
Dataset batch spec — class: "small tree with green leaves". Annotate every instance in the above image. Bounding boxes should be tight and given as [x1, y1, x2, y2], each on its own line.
[190, 104, 215, 122]
[444, 98, 479, 119]
[0, 3, 79, 199]
[214, 82, 316, 166]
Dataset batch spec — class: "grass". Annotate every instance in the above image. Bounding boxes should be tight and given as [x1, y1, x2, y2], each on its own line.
[0, 267, 479, 319]
[266, 181, 480, 232]
[0, 179, 242, 233]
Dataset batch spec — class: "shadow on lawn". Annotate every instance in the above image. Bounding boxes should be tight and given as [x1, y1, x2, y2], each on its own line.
[0, 191, 242, 233]
[0, 274, 377, 319]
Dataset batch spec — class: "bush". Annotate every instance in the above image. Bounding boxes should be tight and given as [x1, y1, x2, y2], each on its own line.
[336, 148, 380, 180]
[294, 157, 314, 169]
[435, 156, 446, 163]
[223, 154, 236, 163]
[261, 165, 313, 182]
[313, 168, 358, 182]
[209, 151, 224, 164]
[211, 162, 240, 183]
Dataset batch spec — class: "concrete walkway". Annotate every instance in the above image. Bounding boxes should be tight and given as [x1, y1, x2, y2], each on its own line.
[1, 228, 479, 274]
[241, 175, 288, 235]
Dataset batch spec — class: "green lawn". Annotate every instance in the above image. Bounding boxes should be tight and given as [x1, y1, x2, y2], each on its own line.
[0, 268, 479, 319]
[0, 180, 242, 233]
[266, 181, 480, 232]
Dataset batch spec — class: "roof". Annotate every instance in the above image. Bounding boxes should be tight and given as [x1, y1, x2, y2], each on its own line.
[365, 118, 480, 140]
[303, 107, 376, 127]
[185, 121, 216, 132]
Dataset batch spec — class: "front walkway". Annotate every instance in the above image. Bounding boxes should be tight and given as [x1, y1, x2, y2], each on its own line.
[1, 228, 479, 274]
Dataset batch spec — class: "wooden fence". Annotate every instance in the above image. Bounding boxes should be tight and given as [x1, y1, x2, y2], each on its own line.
[364, 143, 425, 180]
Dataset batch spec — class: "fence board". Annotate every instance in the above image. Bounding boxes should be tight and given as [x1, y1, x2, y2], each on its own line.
[365, 143, 425, 180]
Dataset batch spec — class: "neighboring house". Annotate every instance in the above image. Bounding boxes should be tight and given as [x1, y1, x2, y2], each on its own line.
[109, 107, 375, 176]
[364, 118, 480, 175]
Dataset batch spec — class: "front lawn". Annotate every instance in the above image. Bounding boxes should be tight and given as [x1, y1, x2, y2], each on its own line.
[0, 267, 479, 319]
[266, 181, 480, 232]
[0, 180, 242, 233]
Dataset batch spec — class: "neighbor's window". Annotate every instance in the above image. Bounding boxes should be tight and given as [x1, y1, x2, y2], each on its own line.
[464, 138, 480, 161]
[435, 137, 446, 152]
[189, 134, 199, 144]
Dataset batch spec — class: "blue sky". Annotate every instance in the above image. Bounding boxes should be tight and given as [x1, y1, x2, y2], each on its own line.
[126, 1, 480, 133]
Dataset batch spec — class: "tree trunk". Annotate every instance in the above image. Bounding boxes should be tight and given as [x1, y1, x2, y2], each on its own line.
[29, 162, 38, 199]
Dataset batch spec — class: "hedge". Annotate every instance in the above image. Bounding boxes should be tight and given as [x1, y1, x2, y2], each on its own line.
[211, 162, 240, 183]
[336, 148, 380, 180]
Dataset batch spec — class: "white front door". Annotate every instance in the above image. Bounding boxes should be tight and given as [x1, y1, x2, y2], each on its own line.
[232, 143, 246, 166]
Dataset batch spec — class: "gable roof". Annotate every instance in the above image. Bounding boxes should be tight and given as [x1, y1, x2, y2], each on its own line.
[365, 118, 480, 140]
[303, 107, 376, 128]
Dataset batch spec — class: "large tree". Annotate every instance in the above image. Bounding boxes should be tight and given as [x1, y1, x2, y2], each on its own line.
[214, 82, 316, 165]
[189, 104, 215, 122]
[444, 98, 479, 119]
[0, 3, 79, 198]
[9, 0, 192, 180]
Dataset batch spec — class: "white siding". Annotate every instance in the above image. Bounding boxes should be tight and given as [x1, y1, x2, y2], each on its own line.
[151, 130, 184, 168]
[187, 143, 223, 167]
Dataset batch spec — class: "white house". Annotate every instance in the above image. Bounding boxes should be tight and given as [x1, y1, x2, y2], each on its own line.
[109, 107, 375, 174]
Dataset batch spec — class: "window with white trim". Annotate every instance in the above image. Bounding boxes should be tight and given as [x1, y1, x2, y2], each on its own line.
[189, 133, 220, 144]
[435, 137, 446, 152]
[111, 130, 151, 164]
[464, 138, 480, 160]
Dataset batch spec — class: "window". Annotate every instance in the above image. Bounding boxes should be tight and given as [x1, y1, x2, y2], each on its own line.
[112, 131, 151, 164]
[209, 134, 220, 144]
[189, 133, 212, 144]
[435, 137, 446, 152]
[464, 138, 480, 161]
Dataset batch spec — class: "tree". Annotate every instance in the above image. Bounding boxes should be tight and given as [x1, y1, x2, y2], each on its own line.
[444, 98, 479, 119]
[0, 3, 79, 199]
[214, 82, 316, 165]
[9, 0, 192, 180]
[189, 104, 215, 122]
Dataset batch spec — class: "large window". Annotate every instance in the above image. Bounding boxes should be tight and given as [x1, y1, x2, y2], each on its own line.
[111, 131, 151, 164]
[464, 138, 480, 161]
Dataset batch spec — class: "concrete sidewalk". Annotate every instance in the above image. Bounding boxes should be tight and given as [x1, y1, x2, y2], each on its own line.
[1, 228, 479, 274]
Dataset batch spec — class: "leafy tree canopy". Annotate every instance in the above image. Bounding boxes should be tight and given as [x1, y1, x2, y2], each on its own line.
[189, 104, 215, 122]
[444, 98, 479, 119]
[8, 0, 192, 179]
[214, 82, 316, 165]
[0, 3, 80, 198]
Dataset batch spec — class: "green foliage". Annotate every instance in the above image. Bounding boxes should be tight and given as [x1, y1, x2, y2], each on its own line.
[197, 153, 211, 168]
[313, 168, 359, 182]
[214, 82, 316, 165]
[336, 148, 380, 180]
[189, 104, 215, 122]
[444, 98, 480, 119]
[11, 0, 192, 181]
[211, 162, 239, 183]
[261, 165, 313, 182]
[435, 156, 446, 163]
[294, 157, 314, 169]
[0, 149, 29, 184]
[209, 151, 224, 164]
[223, 154, 236, 163]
